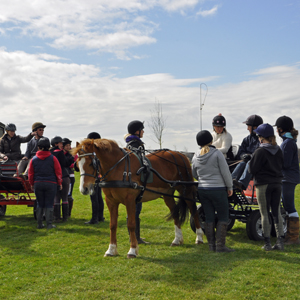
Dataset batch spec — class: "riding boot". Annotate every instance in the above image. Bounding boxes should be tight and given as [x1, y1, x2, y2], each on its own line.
[272, 236, 284, 251]
[62, 203, 69, 222]
[36, 207, 45, 229]
[262, 237, 272, 251]
[136, 218, 150, 244]
[85, 200, 99, 224]
[216, 222, 235, 252]
[68, 197, 74, 217]
[45, 208, 56, 229]
[53, 205, 61, 223]
[284, 217, 300, 245]
[205, 222, 216, 251]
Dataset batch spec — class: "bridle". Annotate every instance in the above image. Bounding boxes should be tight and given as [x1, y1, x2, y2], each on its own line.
[77, 148, 100, 179]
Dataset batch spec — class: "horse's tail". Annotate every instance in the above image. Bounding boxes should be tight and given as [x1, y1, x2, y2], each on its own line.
[166, 196, 189, 227]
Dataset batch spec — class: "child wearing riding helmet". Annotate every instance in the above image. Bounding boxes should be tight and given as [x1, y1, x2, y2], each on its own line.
[232, 114, 263, 190]
[192, 130, 234, 252]
[248, 124, 284, 251]
[275, 115, 300, 245]
[0, 123, 33, 161]
[211, 114, 233, 159]
[125, 120, 149, 244]
[50, 136, 74, 222]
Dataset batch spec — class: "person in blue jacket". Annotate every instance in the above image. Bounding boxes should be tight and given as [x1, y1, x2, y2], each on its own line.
[275, 115, 300, 245]
[232, 115, 263, 190]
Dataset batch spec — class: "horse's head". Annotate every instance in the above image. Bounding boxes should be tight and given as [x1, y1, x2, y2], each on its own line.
[72, 140, 99, 195]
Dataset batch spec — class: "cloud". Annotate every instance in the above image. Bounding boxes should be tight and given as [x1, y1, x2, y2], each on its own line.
[197, 5, 219, 17]
[1, 49, 299, 153]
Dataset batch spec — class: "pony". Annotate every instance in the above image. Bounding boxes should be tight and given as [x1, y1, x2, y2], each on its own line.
[72, 138, 203, 258]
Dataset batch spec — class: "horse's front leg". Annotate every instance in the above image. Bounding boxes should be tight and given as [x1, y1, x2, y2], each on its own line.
[104, 199, 119, 257]
[126, 199, 138, 258]
[163, 196, 183, 246]
[187, 201, 204, 244]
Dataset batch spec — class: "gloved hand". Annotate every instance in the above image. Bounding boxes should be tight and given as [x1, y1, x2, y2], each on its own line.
[241, 154, 252, 162]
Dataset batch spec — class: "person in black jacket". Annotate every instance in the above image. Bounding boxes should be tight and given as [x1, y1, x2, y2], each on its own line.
[232, 115, 263, 190]
[50, 136, 73, 222]
[84, 132, 105, 224]
[125, 120, 149, 244]
[249, 124, 284, 251]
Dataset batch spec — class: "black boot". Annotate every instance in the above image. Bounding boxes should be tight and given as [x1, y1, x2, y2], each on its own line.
[135, 218, 149, 244]
[53, 205, 61, 223]
[68, 197, 73, 217]
[45, 208, 56, 229]
[216, 222, 235, 252]
[262, 237, 272, 251]
[272, 236, 284, 251]
[62, 203, 69, 222]
[205, 222, 216, 251]
[85, 197, 99, 224]
[36, 207, 45, 229]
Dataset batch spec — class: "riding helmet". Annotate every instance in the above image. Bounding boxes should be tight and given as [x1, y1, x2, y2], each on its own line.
[274, 116, 294, 132]
[5, 123, 17, 132]
[62, 138, 72, 146]
[37, 137, 51, 150]
[196, 130, 213, 147]
[253, 123, 274, 138]
[87, 132, 101, 139]
[32, 122, 46, 132]
[212, 114, 226, 127]
[243, 115, 263, 127]
[51, 136, 63, 146]
[127, 120, 144, 135]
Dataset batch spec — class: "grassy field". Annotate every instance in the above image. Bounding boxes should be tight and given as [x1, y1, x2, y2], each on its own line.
[1, 174, 300, 300]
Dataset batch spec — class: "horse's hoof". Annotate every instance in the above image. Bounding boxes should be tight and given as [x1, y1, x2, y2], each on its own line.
[104, 253, 114, 257]
[195, 241, 204, 244]
[170, 243, 181, 247]
[127, 254, 137, 259]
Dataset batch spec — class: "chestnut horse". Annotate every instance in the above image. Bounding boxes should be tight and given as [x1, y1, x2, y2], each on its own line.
[73, 138, 203, 258]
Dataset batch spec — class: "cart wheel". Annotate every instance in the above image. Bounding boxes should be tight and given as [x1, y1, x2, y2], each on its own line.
[190, 204, 205, 233]
[226, 217, 235, 231]
[246, 210, 273, 241]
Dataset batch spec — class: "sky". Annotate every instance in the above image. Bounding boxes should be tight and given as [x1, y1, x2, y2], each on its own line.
[1, 0, 300, 153]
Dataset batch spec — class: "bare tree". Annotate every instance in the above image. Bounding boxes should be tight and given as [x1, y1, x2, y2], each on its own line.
[148, 99, 167, 149]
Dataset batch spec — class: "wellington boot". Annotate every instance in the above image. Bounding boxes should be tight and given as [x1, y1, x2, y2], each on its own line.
[36, 207, 45, 229]
[53, 205, 61, 223]
[68, 197, 74, 217]
[216, 222, 235, 252]
[262, 237, 272, 251]
[284, 217, 300, 245]
[205, 222, 216, 251]
[62, 203, 69, 222]
[136, 218, 150, 244]
[45, 208, 56, 229]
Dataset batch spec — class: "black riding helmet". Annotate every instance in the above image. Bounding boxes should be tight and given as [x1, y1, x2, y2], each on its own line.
[62, 138, 72, 146]
[5, 123, 17, 132]
[87, 132, 101, 139]
[274, 115, 294, 132]
[243, 115, 263, 127]
[127, 120, 144, 135]
[51, 136, 63, 147]
[38, 137, 51, 150]
[196, 130, 213, 147]
[212, 114, 226, 127]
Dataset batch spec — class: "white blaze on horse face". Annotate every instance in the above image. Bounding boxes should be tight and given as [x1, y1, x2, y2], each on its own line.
[78, 157, 87, 194]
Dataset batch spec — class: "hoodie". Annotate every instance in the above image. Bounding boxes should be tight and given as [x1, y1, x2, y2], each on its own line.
[28, 150, 62, 186]
[248, 143, 283, 186]
[192, 146, 232, 190]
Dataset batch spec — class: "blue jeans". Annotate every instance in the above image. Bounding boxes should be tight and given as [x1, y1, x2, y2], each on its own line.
[282, 182, 297, 214]
[232, 161, 252, 189]
[34, 182, 57, 209]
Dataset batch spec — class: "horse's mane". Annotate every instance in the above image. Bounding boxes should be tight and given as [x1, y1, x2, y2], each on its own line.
[71, 138, 119, 155]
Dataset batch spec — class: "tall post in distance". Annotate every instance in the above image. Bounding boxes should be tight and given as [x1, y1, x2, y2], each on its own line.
[200, 83, 208, 131]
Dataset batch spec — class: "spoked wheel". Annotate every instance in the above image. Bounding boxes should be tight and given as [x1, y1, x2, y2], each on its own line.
[0, 195, 6, 217]
[246, 210, 274, 241]
[190, 204, 235, 233]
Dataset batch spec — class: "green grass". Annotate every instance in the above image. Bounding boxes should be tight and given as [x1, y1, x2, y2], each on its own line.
[1, 175, 300, 300]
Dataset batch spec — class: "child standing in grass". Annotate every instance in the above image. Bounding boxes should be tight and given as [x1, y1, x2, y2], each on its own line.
[249, 124, 284, 251]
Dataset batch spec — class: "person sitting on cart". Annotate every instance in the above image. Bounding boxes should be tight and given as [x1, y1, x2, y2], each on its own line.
[232, 114, 263, 190]
[211, 114, 234, 159]
[15, 122, 46, 179]
[124, 120, 149, 244]
[192, 130, 234, 252]
[0, 123, 34, 162]
[248, 123, 284, 251]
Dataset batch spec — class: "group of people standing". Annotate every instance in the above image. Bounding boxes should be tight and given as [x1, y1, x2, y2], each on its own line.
[192, 114, 300, 252]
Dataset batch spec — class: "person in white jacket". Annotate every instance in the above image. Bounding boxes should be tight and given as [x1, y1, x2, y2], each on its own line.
[211, 114, 233, 159]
